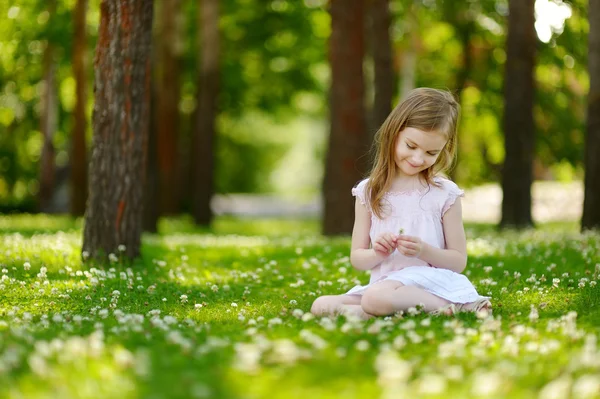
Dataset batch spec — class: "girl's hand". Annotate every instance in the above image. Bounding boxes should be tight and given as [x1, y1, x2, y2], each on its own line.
[396, 235, 424, 258]
[373, 232, 398, 257]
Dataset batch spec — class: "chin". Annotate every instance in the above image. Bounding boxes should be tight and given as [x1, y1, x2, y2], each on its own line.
[400, 167, 420, 176]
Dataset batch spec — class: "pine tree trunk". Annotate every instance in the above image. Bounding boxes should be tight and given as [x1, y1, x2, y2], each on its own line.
[323, 0, 368, 236]
[156, 0, 182, 215]
[83, 0, 154, 260]
[582, 0, 600, 230]
[443, 4, 475, 181]
[370, 0, 394, 132]
[71, 0, 88, 216]
[38, 0, 57, 213]
[144, 79, 160, 233]
[192, 0, 219, 226]
[398, 2, 419, 101]
[500, 0, 535, 229]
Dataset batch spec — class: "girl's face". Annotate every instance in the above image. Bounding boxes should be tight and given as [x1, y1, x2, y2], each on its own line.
[394, 127, 447, 177]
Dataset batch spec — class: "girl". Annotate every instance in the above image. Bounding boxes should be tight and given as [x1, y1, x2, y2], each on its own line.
[311, 88, 491, 319]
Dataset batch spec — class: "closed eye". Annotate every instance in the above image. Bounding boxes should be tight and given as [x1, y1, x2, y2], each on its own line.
[406, 143, 416, 150]
[427, 152, 439, 156]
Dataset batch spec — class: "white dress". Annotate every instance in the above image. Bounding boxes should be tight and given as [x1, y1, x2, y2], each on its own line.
[345, 177, 489, 304]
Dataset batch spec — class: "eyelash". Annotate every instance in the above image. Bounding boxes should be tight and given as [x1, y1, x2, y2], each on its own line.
[406, 143, 437, 156]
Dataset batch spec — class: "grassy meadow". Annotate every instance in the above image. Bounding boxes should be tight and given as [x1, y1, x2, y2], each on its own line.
[0, 214, 599, 399]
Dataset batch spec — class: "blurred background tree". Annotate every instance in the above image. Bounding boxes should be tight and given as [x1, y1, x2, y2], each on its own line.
[0, 0, 593, 231]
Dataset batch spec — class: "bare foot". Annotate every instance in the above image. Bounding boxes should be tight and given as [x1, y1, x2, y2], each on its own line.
[458, 299, 492, 314]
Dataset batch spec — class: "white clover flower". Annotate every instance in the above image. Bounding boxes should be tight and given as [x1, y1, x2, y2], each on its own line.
[108, 253, 118, 263]
[417, 374, 447, 395]
[572, 375, 600, 399]
[233, 342, 262, 373]
[118, 245, 126, 252]
[23, 262, 31, 271]
[162, 298, 167, 302]
[471, 372, 502, 396]
[180, 295, 188, 304]
[301, 313, 314, 322]
[289, 299, 297, 306]
[538, 375, 572, 399]
[355, 340, 370, 351]
[231, 302, 238, 308]
[268, 317, 282, 326]
[553, 278, 561, 287]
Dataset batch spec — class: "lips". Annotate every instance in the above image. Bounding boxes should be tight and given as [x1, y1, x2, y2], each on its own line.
[406, 161, 420, 168]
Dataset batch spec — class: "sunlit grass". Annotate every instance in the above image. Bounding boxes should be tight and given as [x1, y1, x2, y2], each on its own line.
[1, 215, 599, 399]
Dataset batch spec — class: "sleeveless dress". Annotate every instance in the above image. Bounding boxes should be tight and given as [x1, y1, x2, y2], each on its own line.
[345, 177, 489, 304]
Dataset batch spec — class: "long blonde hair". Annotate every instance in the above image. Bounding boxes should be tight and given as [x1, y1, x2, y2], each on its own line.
[367, 88, 460, 219]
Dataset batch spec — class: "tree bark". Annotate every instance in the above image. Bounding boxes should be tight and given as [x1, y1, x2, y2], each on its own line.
[582, 0, 600, 230]
[443, 3, 475, 181]
[500, 0, 535, 229]
[38, 0, 58, 213]
[71, 0, 88, 216]
[369, 0, 394, 133]
[156, 0, 182, 215]
[323, 0, 368, 236]
[83, 0, 154, 260]
[192, 0, 220, 226]
[144, 78, 160, 233]
[398, 2, 419, 101]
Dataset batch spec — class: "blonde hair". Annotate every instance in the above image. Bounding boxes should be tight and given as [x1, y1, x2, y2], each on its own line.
[367, 88, 460, 219]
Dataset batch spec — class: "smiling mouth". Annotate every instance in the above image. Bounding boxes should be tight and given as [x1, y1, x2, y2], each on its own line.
[406, 162, 420, 168]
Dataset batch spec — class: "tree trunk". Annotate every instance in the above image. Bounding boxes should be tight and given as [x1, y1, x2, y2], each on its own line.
[443, 4, 475, 181]
[369, 0, 394, 133]
[144, 79, 160, 233]
[38, 0, 58, 213]
[398, 2, 419, 101]
[323, 0, 368, 236]
[582, 0, 600, 230]
[83, 0, 154, 260]
[156, 0, 182, 215]
[71, 0, 88, 216]
[500, 0, 535, 229]
[192, 0, 220, 226]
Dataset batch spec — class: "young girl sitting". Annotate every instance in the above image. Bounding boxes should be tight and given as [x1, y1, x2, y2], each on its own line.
[311, 88, 491, 319]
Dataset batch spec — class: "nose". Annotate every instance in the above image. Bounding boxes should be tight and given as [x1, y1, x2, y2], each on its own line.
[411, 153, 424, 165]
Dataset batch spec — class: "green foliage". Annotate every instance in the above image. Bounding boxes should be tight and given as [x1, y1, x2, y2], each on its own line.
[1, 215, 600, 398]
[0, 0, 594, 205]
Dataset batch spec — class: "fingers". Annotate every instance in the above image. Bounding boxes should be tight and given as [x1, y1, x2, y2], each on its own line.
[396, 236, 422, 257]
[373, 242, 389, 256]
[374, 233, 398, 255]
[398, 234, 418, 243]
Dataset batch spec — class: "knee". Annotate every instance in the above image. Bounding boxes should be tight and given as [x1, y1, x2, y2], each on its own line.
[310, 296, 332, 316]
[361, 291, 392, 316]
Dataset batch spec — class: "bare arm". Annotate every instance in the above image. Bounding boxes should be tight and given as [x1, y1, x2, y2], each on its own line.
[349, 198, 390, 270]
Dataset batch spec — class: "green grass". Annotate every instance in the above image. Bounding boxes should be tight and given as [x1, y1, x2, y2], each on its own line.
[1, 214, 599, 399]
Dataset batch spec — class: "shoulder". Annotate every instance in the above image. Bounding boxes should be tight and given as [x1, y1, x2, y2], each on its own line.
[352, 178, 371, 208]
[433, 176, 463, 195]
[353, 178, 369, 192]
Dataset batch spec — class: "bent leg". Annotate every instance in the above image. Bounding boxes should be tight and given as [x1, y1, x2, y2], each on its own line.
[310, 294, 363, 318]
[361, 280, 451, 316]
